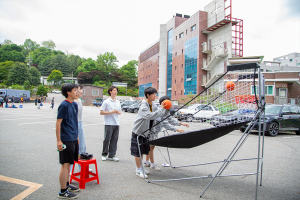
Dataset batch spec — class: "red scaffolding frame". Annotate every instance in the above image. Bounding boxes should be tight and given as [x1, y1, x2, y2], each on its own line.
[224, 0, 243, 57]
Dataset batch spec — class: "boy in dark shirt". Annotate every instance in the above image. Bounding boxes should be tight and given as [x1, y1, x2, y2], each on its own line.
[56, 83, 80, 199]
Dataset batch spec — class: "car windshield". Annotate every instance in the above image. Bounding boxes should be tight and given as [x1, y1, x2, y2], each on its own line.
[186, 104, 198, 110]
[171, 105, 180, 109]
[131, 103, 139, 106]
[265, 105, 282, 114]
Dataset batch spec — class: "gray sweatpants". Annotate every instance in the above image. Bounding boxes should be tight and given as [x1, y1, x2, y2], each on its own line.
[102, 125, 119, 158]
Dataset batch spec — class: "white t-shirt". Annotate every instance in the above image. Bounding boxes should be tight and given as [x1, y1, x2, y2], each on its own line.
[100, 97, 121, 125]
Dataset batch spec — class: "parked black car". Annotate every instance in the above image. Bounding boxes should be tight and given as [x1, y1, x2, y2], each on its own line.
[210, 109, 254, 127]
[121, 100, 135, 108]
[240, 104, 300, 136]
[127, 103, 141, 113]
[121, 101, 136, 112]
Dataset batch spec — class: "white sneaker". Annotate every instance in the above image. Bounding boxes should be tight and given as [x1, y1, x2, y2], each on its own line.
[150, 164, 161, 171]
[102, 156, 107, 161]
[108, 157, 119, 162]
[136, 170, 148, 179]
[140, 168, 150, 175]
[143, 162, 151, 167]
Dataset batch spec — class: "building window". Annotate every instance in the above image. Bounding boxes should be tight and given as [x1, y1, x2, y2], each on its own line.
[182, 49, 183, 54]
[176, 36, 177, 40]
[181, 90, 183, 95]
[175, 79, 176, 84]
[251, 85, 274, 95]
[186, 30, 187, 34]
[92, 89, 99, 96]
[181, 78, 183, 83]
[175, 52, 177, 56]
[175, 91, 176, 95]
[182, 64, 183, 68]
[179, 32, 184, 38]
[175, 66, 177, 70]
[191, 25, 196, 31]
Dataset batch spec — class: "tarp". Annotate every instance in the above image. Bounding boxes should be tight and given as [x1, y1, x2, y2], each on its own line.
[144, 121, 249, 148]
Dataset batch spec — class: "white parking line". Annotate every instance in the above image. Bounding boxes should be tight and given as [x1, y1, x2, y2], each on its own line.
[52, 123, 104, 129]
[282, 136, 300, 138]
[3, 116, 55, 121]
[19, 121, 56, 125]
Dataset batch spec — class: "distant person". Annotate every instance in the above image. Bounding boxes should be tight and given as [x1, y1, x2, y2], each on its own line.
[56, 83, 80, 199]
[0, 96, 3, 108]
[12, 96, 15, 105]
[35, 98, 37, 106]
[51, 97, 55, 109]
[37, 98, 41, 109]
[5, 95, 10, 108]
[100, 86, 121, 162]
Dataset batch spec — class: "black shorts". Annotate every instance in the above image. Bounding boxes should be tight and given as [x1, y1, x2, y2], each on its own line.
[59, 140, 79, 165]
[130, 132, 150, 157]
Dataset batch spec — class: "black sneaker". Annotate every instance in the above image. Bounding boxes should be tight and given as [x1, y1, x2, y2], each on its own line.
[67, 184, 80, 192]
[58, 190, 78, 199]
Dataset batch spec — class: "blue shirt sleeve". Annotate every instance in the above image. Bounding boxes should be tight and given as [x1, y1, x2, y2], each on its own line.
[57, 102, 68, 119]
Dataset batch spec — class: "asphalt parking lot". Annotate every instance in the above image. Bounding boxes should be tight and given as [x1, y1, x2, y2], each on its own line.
[0, 93, 300, 200]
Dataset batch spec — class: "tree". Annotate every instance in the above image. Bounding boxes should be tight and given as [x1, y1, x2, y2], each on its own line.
[38, 57, 52, 76]
[97, 52, 118, 71]
[6, 62, 31, 85]
[41, 40, 56, 50]
[29, 67, 41, 86]
[47, 69, 63, 85]
[119, 60, 138, 87]
[76, 58, 98, 75]
[36, 85, 48, 96]
[23, 80, 31, 90]
[50, 54, 70, 76]
[0, 44, 25, 63]
[0, 61, 14, 81]
[22, 38, 40, 57]
[2, 39, 13, 45]
[31, 47, 53, 65]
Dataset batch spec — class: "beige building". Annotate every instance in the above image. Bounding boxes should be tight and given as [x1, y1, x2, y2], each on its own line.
[81, 85, 104, 106]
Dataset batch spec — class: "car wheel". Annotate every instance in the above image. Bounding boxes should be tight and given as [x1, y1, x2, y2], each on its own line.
[134, 109, 138, 113]
[186, 115, 194, 122]
[295, 130, 300, 135]
[266, 122, 279, 137]
[239, 128, 245, 132]
[122, 108, 126, 112]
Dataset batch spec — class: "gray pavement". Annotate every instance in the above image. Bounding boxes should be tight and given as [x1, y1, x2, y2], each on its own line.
[0, 93, 300, 200]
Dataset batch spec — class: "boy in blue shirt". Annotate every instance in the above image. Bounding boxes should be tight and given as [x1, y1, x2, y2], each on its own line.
[56, 83, 80, 199]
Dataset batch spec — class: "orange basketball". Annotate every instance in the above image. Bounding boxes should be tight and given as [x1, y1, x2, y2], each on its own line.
[163, 100, 172, 110]
[226, 81, 235, 91]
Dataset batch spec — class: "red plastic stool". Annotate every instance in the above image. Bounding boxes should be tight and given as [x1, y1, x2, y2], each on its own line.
[70, 158, 99, 189]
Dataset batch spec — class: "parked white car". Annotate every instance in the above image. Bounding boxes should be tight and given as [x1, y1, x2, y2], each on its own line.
[175, 104, 220, 122]
[52, 90, 61, 94]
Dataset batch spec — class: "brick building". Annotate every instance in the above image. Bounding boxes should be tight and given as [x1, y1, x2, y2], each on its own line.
[81, 85, 104, 106]
[138, 0, 243, 102]
[262, 71, 300, 105]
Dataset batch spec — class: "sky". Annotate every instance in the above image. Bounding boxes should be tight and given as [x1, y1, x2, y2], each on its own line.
[0, 0, 299, 67]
